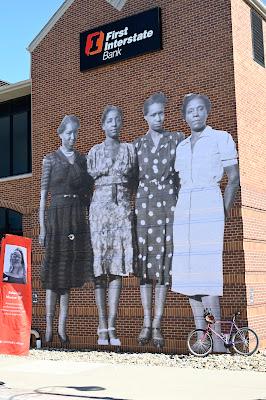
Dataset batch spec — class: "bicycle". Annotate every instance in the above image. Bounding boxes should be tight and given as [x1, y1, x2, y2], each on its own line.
[187, 310, 259, 357]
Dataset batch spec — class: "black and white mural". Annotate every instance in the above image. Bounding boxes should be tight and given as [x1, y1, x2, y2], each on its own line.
[39, 93, 239, 351]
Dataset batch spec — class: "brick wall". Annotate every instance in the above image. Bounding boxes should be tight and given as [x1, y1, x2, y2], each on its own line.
[231, 0, 266, 347]
[2, 0, 260, 353]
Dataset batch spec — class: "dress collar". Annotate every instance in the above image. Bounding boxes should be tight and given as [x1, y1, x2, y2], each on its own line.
[180, 125, 212, 146]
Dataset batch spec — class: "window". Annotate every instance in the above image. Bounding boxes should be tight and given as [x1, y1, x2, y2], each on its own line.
[0, 95, 31, 178]
[0, 208, 23, 240]
[251, 9, 265, 67]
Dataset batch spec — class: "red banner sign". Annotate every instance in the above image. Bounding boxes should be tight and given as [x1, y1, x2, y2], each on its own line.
[0, 234, 32, 355]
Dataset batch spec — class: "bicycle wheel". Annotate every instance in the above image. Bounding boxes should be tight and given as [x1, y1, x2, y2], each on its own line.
[232, 327, 259, 356]
[187, 329, 213, 357]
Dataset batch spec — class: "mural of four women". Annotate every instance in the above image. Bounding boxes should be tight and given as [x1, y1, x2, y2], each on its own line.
[39, 92, 240, 351]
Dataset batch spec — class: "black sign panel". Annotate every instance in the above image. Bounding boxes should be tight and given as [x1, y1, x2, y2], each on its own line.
[80, 7, 162, 71]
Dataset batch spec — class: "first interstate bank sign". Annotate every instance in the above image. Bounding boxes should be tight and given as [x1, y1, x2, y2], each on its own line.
[80, 7, 162, 71]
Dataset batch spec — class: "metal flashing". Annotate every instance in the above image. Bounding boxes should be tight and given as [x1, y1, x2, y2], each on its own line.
[0, 79, 31, 103]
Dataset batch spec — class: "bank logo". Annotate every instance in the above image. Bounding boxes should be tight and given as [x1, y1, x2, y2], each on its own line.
[85, 31, 105, 56]
[80, 8, 162, 71]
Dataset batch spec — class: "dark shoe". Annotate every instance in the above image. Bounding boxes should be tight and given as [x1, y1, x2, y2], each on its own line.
[138, 326, 152, 346]
[152, 328, 164, 349]
[58, 333, 70, 345]
[44, 333, 53, 345]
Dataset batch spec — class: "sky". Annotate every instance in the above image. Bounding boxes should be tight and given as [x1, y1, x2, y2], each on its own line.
[0, 1, 65, 83]
[0, 0, 266, 84]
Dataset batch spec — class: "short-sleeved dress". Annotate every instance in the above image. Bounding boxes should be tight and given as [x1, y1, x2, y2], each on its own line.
[171, 126, 238, 296]
[87, 142, 135, 277]
[40, 149, 93, 291]
[134, 130, 184, 286]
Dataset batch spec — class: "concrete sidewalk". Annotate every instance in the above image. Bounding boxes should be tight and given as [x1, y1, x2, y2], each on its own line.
[0, 358, 266, 400]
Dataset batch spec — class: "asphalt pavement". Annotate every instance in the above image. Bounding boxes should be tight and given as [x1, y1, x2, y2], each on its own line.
[0, 357, 266, 400]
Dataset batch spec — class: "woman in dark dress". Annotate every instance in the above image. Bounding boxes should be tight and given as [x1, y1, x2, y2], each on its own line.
[134, 92, 184, 348]
[39, 115, 93, 344]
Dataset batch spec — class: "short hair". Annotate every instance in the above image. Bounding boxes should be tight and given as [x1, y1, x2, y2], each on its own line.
[101, 105, 123, 125]
[57, 115, 80, 135]
[143, 92, 168, 116]
[9, 248, 26, 277]
[181, 93, 211, 118]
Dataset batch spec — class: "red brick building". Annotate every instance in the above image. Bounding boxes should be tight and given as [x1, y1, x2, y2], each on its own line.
[0, 0, 265, 353]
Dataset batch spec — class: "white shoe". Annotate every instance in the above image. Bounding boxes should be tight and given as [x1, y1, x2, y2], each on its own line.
[97, 328, 109, 346]
[108, 327, 121, 346]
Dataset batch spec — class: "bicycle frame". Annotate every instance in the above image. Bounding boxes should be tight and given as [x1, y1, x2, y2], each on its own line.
[203, 318, 240, 345]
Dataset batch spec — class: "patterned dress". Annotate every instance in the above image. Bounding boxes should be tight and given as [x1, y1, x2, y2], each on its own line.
[87, 142, 135, 277]
[171, 126, 238, 296]
[134, 130, 184, 285]
[40, 149, 93, 291]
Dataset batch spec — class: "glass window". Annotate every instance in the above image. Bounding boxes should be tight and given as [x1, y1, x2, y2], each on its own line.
[0, 95, 31, 178]
[0, 208, 23, 240]
[0, 116, 11, 177]
[251, 9, 265, 67]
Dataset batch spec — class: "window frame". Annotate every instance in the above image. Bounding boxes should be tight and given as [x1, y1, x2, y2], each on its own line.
[0, 95, 32, 179]
[251, 8, 265, 68]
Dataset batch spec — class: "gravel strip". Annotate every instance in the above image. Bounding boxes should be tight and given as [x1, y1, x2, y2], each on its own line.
[1, 349, 266, 372]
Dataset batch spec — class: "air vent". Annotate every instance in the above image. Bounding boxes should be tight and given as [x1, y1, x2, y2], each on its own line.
[251, 9, 265, 67]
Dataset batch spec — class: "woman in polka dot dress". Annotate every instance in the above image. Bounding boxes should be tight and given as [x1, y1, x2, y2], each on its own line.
[134, 92, 184, 348]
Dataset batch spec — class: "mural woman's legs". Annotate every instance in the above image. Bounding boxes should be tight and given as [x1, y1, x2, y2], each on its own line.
[95, 276, 108, 345]
[202, 295, 225, 352]
[152, 284, 167, 348]
[45, 289, 57, 343]
[138, 283, 152, 345]
[108, 275, 122, 346]
[58, 290, 70, 343]
[189, 295, 206, 331]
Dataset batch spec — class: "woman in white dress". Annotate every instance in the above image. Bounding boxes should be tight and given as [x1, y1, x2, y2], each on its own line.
[87, 105, 135, 346]
[171, 93, 240, 352]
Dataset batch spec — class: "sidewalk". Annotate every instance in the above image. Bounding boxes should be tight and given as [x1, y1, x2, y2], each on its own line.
[0, 357, 266, 400]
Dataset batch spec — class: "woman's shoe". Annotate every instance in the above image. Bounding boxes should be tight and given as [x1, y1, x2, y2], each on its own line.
[152, 328, 164, 349]
[108, 327, 121, 346]
[137, 326, 152, 346]
[97, 328, 109, 346]
[58, 332, 70, 345]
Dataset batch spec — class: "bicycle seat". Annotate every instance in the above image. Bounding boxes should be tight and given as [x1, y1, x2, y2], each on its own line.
[204, 310, 215, 323]
[234, 311, 241, 317]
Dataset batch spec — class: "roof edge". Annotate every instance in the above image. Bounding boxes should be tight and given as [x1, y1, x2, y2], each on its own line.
[27, 0, 75, 53]
[0, 79, 31, 103]
[245, 0, 266, 19]
[27, 0, 266, 54]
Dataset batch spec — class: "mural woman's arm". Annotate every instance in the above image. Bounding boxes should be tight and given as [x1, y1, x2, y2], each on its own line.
[224, 164, 240, 218]
[39, 156, 51, 246]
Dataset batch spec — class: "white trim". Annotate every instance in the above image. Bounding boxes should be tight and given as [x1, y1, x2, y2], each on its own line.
[0, 79, 31, 103]
[0, 173, 32, 183]
[27, 0, 75, 53]
[27, 0, 266, 54]
[245, 0, 266, 19]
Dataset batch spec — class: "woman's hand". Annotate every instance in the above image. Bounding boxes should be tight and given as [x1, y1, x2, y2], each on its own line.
[39, 226, 46, 247]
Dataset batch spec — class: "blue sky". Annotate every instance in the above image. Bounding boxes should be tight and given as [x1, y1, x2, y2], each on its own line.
[1, 0, 265, 83]
[0, 1, 65, 83]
